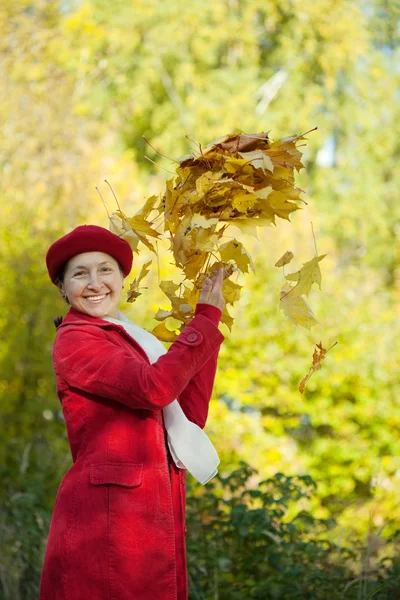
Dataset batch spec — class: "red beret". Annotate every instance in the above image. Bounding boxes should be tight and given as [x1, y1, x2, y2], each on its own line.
[46, 225, 133, 284]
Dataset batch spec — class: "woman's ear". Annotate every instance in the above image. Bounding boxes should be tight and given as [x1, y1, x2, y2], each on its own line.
[57, 283, 69, 304]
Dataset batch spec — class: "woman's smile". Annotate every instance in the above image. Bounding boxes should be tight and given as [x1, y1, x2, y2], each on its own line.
[84, 293, 110, 303]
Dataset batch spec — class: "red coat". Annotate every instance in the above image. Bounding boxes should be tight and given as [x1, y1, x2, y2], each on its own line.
[39, 304, 224, 600]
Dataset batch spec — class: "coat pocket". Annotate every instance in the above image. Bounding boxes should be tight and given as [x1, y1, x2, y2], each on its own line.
[89, 462, 143, 487]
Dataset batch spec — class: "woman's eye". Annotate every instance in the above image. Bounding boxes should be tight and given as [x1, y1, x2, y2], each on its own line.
[74, 271, 84, 276]
[101, 267, 112, 272]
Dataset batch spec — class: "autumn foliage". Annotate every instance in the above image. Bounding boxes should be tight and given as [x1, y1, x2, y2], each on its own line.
[110, 129, 317, 341]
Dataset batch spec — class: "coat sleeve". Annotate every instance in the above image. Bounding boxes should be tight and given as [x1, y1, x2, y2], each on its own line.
[177, 304, 222, 428]
[53, 314, 224, 411]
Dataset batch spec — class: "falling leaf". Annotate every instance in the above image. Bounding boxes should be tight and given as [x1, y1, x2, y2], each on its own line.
[109, 212, 140, 253]
[275, 251, 294, 268]
[134, 194, 159, 220]
[299, 342, 337, 393]
[127, 260, 152, 302]
[285, 254, 327, 296]
[279, 284, 319, 330]
[208, 131, 271, 153]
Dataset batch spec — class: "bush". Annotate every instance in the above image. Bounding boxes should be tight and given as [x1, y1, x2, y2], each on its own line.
[186, 463, 400, 600]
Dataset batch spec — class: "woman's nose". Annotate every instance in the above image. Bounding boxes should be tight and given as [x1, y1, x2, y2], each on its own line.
[87, 275, 102, 289]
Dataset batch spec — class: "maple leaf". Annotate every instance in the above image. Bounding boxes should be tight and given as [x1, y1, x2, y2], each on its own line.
[219, 240, 255, 274]
[279, 284, 319, 329]
[135, 194, 159, 220]
[160, 280, 180, 300]
[221, 304, 234, 330]
[267, 191, 301, 221]
[127, 260, 152, 303]
[299, 341, 337, 393]
[285, 254, 327, 296]
[109, 210, 161, 254]
[109, 212, 140, 253]
[156, 280, 196, 325]
[190, 214, 219, 229]
[208, 131, 271, 153]
[223, 279, 242, 305]
[151, 321, 179, 342]
[238, 150, 274, 174]
[231, 191, 258, 213]
[276, 244, 325, 329]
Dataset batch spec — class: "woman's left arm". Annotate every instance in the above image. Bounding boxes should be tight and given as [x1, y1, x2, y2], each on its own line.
[177, 303, 222, 428]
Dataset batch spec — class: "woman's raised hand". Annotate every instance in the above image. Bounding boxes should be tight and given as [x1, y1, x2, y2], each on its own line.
[198, 268, 225, 312]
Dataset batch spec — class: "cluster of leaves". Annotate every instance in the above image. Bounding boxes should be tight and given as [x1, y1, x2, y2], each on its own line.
[186, 463, 400, 600]
[111, 129, 315, 340]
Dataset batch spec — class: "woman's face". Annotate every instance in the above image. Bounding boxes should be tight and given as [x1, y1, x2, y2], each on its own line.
[59, 251, 124, 319]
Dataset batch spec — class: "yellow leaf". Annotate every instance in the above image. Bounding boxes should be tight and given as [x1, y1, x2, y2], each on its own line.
[255, 186, 273, 200]
[223, 279, 242, 305]
[219, 240, 255, 273]
[238, 150, 274, 173]
[285, 254, 327, 296]
[160, 280, 180, 300]
[195, 171, 224, 197]
[182, 251, 208, 280]
[279, 284, 319, 329]
[221, 305, 234, 330]
[124, 214, 161, 239]
[135, 194, 158, 220]
[267, 191, 301, 221]
[155, 308, 173, 321]
[190, 214, 219, 229]
[231, 192, 258, 213]
[151, 322, 178, 342]
[183, 284, 200, 309]
[193, 229, 219, 253]
[109, 213, 140, 253]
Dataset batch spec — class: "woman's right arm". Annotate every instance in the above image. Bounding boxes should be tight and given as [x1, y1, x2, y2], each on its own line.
[53, 312, 224, 412]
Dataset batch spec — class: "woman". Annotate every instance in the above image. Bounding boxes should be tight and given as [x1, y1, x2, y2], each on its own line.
[39, 224, 225, 600]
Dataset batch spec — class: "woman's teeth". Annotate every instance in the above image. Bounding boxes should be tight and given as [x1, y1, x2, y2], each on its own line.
[86, 294, 107, 303]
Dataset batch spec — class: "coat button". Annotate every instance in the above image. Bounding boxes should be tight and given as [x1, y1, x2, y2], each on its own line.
[187, 333, 198, 342]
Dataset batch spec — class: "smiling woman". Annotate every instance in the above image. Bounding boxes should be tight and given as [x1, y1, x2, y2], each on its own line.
[57, 253, 125, 318]
[40, 224, 225, 600]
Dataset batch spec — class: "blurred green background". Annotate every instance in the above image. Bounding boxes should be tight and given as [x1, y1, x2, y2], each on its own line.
[1, 1, 399, 598]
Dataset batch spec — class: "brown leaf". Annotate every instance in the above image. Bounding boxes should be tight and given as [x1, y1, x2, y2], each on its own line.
[210, 132, 270, 153]
[126, 260, 152, 303]
[275, 251, 294, 268]
[299, 342, 337, 393]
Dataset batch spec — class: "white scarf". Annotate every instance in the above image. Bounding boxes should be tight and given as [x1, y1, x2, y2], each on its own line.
[102, 311, 220, 485]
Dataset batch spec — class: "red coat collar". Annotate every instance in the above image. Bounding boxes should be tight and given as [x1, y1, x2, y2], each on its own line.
[58, 307, 122, 330]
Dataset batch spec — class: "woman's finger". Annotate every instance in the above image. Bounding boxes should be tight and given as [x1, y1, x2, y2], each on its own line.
[198, 277, 212, 302]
